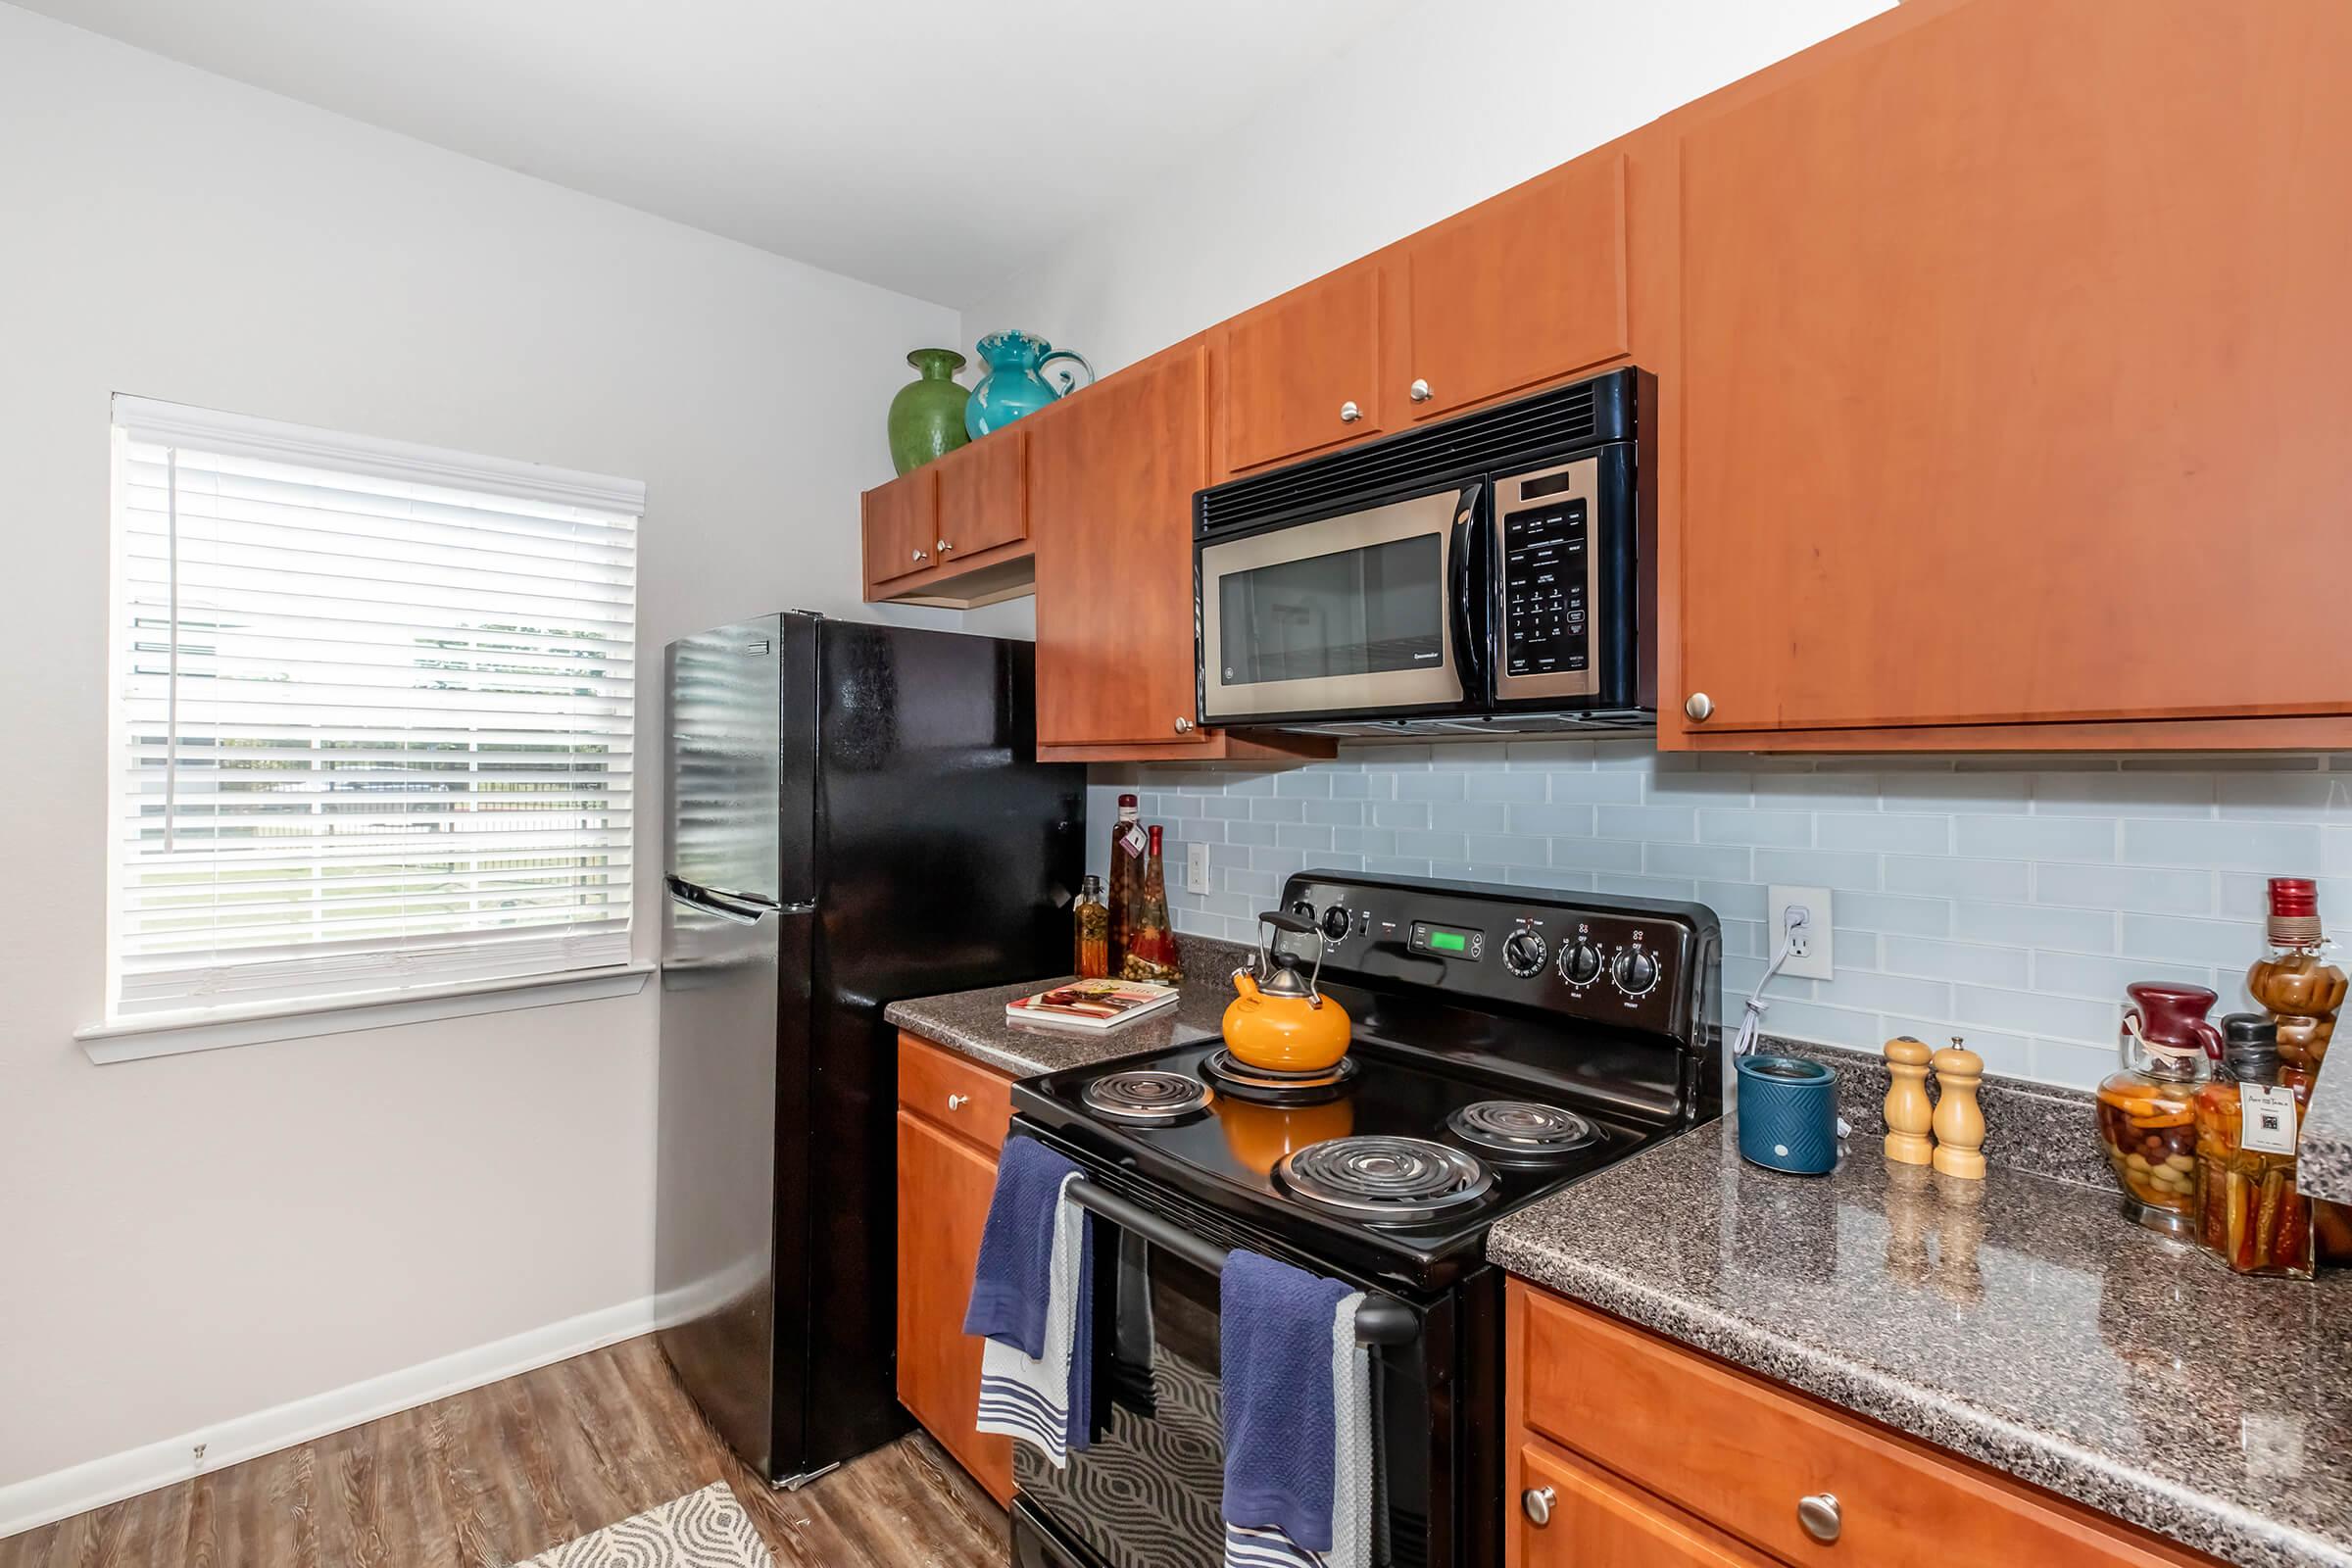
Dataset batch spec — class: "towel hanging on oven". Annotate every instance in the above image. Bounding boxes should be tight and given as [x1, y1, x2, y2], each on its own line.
[964, 1136, 1097, 1465]
[1219, 1250, 1373, 1568]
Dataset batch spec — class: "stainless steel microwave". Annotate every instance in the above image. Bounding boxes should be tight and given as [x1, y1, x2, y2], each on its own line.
[1194, 368, 1653, 737]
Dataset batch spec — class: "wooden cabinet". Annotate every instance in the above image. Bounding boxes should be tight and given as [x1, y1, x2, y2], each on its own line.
[934, 426, 1028, 563]
[1507, 1280, 2220, 1568]
[860, 466, 937, 588]
[895, 1032, 1014, 1504]
[1665, 0, 2352, 749]
[1513, 1441, 1775, 1568]
[1219, 261, 1389, 472]
[1399, 153, 1629, 423]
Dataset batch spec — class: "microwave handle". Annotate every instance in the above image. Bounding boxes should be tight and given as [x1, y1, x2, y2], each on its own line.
[1447, 481, 1489, 699]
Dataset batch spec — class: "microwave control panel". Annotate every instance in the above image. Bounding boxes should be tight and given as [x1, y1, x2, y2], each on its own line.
[1501, 497, 1590, 679]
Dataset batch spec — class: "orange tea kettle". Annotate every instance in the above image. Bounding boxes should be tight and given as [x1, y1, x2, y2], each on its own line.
[1222, 910, 1352, 1073]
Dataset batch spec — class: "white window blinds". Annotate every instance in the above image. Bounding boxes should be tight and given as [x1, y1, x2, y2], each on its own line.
[107, 396, 641, 1020]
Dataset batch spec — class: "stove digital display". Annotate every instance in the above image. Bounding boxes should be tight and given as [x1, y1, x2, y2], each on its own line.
[1408, 921, 1484, 960]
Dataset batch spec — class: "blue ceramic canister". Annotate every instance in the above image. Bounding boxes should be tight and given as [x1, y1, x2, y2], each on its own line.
[1736, 1054, 1840, 1175]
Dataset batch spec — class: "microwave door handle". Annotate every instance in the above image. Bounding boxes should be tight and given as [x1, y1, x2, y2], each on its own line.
[1447, 482, 1489, 700]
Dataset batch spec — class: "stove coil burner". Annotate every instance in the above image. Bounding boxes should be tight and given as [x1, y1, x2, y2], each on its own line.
[1200, 1049, 1358, 1105]
[1080, 1069, 1212, 1123]
[1275, 1136, 1494, 1222]
[1446, 1100, 1600, 1161]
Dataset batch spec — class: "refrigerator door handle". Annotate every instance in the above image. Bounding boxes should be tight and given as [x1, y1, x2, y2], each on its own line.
[665, 873, 786, 925]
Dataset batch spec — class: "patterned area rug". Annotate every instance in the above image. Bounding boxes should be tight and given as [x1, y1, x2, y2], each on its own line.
[519, 1484, 775, 1568]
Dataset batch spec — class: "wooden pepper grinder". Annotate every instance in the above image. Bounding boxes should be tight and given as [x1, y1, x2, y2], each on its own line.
[1883, 1036, 1936, 1165]
[1932, 1038, 1986, 1180]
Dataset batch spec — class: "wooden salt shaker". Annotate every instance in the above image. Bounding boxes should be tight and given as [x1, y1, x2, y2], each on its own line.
[1931, 1038, 1986, 1180]
[1883, 1036, 1936, 1166]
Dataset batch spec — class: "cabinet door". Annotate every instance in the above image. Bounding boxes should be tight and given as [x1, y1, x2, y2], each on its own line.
[934, 427, 1028, 563]
[1220, 262, 1386, 472]
[861, 468, 938, 587]
[1674, 0, 2352, 736]
[1514, 1442, 1775, 1568]
[1032, 345, 1214, 749]
[1403, 154, 1629, 422]
[895, 1107, 1013, 1503]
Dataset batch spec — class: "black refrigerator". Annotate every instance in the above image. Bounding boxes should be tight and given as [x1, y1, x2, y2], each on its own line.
[657, 612, 1083, 1485]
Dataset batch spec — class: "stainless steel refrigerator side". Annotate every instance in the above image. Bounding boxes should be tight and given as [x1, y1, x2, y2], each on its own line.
[656, 615, 793, 1479]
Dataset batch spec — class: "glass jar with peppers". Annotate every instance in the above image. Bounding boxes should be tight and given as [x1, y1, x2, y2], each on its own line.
[1119, 825, 1183, 983]
[1073, 875, 1110, 979]
[2192, 1014, 2314, 1279]
[2246, 874, 2350, 1264]
[2096, 982, 2220, 1236]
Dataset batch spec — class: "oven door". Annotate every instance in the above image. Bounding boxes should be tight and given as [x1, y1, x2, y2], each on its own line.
[1010, 1164, 1454, 1568]
[1199, 484, 1485, 726]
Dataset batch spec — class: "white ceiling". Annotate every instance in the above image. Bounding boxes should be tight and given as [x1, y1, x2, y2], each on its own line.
[18, 0, 1412, 306]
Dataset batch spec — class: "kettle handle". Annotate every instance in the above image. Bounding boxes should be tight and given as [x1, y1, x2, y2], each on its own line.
[1253, 909, 1328, 1006]
[1038, 348, 1095, 397]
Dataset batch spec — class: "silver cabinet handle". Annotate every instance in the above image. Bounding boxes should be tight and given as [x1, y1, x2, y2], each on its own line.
[1521, 1486, 1555, 1527]
[947, 1094, 970, 1111]
[1684, 692, 1714, 722]
[936, 538, 955, 553]
[1173, 715, 1195, 734]
[1797, 1493, 1841, 1544]
[910, 548, 929, 564]
[1339, 401, 1362, 423]
[1409, 377, 1433, 403]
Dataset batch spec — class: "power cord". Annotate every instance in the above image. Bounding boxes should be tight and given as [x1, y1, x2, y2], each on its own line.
[1732, 905, 1810, 1060]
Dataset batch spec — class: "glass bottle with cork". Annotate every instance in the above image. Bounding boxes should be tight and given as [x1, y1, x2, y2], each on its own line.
[2246, 875, 2349, 1263]
[1119, 824, 1183, 983]
[2096, 982, 2221, 1235]
[1105, 793, 1145, 975]
[2192, 1013, 2315, 1279]
[1072, 875, 1109, 979]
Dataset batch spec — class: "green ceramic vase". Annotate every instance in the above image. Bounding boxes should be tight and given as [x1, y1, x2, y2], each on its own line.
[886, 348, 971, 474]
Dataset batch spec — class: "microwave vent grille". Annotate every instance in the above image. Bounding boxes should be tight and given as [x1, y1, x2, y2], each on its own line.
[1198, 370, 1631, 535]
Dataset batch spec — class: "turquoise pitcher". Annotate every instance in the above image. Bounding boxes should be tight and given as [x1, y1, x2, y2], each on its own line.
[965, 330, 1095, 439]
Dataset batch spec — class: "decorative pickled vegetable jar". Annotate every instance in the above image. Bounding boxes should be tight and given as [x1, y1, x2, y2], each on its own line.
[2097, 982, 2221, 1235]
[2193, 1015, 2314, 1278]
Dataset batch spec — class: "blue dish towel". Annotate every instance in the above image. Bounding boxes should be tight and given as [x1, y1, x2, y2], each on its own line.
[964, 1136, 1096, 1464]
[1220, 1250, 1358, 1559]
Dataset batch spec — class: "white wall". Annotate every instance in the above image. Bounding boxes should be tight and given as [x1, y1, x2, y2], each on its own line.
[962, 0, 1892, 371]
[0, 3, 959, 1500]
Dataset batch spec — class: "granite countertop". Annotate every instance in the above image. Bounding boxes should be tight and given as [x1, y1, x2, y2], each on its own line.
[1489, 1118, 2352, 1568]
[884, 937, 1250, 1078]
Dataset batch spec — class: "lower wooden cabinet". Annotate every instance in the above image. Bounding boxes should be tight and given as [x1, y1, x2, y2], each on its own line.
[1506, 1280, 2219, 1568]
[895, 1032, 1015, 1504]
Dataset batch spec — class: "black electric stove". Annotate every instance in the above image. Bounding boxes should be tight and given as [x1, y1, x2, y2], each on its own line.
[1005, 871, 1722, 1568]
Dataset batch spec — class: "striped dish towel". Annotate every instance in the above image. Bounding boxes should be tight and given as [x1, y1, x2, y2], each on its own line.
[964, 1138, 1094, 1466]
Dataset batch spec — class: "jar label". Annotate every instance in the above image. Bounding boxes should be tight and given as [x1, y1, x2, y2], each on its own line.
[2240, 1083, 2299, 1155]
[1118, 824, 1147, 858]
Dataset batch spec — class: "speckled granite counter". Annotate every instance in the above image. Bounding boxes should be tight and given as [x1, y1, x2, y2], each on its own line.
[2298, 1068, 2352, 1206]
[1489, 1118, 2352, 1568]
[884, 938, 1250, 1077]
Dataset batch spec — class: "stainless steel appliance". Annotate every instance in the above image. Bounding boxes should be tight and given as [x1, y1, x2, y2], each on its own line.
[1194, 368, 1652, 736]
[1005, 871, 1721, 1568]
[658, 612, 1083, 1486]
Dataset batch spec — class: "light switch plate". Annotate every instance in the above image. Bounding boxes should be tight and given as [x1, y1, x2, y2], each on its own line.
[1767, 885, 1835, 981]
[1185, 840, 1211, 895]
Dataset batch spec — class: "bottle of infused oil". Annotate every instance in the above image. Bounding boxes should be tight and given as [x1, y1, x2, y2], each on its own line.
[1119, 825, 1183, 984]
[2247, 875, 2350, 1263]
[1105, 793, 1145, 974]
[1072, 875, 1110, 979]
[2193, 1014, 2315, 1279]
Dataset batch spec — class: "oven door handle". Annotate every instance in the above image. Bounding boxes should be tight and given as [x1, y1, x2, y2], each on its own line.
[1446, 481, 1489, 702]
[1064, 1178, 1420, 1347]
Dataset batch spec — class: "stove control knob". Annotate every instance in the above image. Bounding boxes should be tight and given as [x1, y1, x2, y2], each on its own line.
[1289, 899, 1316, 922]
[1613, 947, 1662, 998]
[1502, 930, 1547, 977]
[1558, 939, 1604, 988]
[1320, 904, 1352, 944]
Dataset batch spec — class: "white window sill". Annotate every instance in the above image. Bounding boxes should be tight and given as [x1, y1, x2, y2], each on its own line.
[74, 963, 655, 1064]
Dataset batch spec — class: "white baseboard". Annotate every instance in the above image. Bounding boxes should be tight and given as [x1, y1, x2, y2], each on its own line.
[0, 1295, 660, 1541]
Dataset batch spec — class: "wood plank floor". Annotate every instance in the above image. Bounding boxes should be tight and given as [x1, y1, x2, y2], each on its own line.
[0, 1335, 1006, 1568]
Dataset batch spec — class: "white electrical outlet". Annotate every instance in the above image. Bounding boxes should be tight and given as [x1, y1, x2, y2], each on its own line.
[1767, 885, 1835, 981]
[1185, 840, 1211, 895]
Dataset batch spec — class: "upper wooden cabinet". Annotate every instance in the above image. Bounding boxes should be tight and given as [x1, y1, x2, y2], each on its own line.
[1219, 261, 1388, 472]
[1032, 343, 1217, 751]
[861, 466, 937, 588]
[933, 426, 1027, 563]
[1399, 153, 1629, 422]
[1666, 0, 2352, 746]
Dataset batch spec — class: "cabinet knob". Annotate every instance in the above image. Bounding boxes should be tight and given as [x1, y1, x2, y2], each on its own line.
[947, 1094, 970, 1111]
[1797, 1493, 1841, 1544]
[1684, 692, 1714, 722]
[1173, 715, 1195, 734]
[1521, 1487, 1556, 1527]
[1339, 401, 1362, 423]
[910, 548, 929, 564]
[1409, 377, 1433, 403]
[937, 538, 955, 553]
